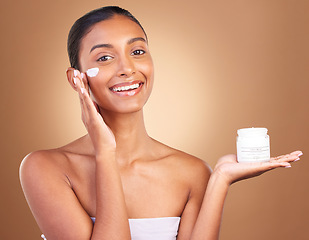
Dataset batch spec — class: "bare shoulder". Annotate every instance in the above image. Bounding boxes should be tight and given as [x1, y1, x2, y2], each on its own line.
[20, 149, 65, 170]
[19, 138, 94, 239]
[153, 139, 212, 182]
[19, 135, 90, 182]
[19, 149, 70, 189]
[173, 148, 211, 181]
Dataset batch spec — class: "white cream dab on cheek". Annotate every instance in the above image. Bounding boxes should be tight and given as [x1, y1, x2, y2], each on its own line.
[86, 67, 99, 77]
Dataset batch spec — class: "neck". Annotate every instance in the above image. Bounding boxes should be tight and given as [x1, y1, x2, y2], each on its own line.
[97, 108, 151, 165]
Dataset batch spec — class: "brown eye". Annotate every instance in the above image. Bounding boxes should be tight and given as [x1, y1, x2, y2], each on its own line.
[97, 55, 113, 62]
[131, 50, 145, 56]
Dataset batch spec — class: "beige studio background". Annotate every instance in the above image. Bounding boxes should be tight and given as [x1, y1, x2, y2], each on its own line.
[1, 0, 308, 239]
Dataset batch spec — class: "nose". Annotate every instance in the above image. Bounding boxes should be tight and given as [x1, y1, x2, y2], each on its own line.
[117, 55, 135, 78]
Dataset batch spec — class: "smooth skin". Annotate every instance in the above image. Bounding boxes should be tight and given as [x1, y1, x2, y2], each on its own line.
[19, 15, 302, 240]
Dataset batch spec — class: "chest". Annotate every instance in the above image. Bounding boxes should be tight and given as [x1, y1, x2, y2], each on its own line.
[69, 159, 190, 218]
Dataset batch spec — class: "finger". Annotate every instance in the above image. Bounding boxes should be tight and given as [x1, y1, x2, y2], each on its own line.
[80, 72, 90, 93]
[81, 88, 100, 119]
[257, 159, 292, 169]
[73, 75, 91, 124]
[271, 155, 285, 160]
[73, 69, 89, 91]
[78, 88, 89, 124]
[270, 160, 292, 167]
[74, 78, 84, 99]
[75, 70, 92, 95]
[73, 71, 87, 99]
[270, 151, 303, 162]
[280, 154, 301, 163]
[71, 69, 84, 93]
[269, 156, 293, 164]
[66, 68, 81, 92]
[71, 71, 96, 129]
[290, 150, 303, 157]
[252, 161, 291, 172]
[92, 100, 100, 114]
[271, 154, 290, 161]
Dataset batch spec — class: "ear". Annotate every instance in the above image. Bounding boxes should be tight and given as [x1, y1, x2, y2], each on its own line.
[66, 67, 78, 91]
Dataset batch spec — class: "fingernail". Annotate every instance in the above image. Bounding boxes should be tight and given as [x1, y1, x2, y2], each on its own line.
[81, 73, 85, 79]
[282, 162, 291, 168]
[73, 78, 77, 85]
[74, 70, 78, 77]
[81, 88, 84, 94]
[294, 158, 300, 162]
[298, 152, 303, 157]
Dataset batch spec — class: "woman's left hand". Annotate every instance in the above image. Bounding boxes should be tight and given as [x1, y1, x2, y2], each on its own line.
[213, 151, 303, 185]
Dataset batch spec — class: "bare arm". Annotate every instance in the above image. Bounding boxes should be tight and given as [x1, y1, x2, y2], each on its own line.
[75, 69, 130, 240]
[20, 69, 131, 240]
[190, 151, 303, 240]
[91, 152, 130, 239]
[189, 169, 228, 240]
[20, 151, 95, 239]
[177, 161, 211, 240]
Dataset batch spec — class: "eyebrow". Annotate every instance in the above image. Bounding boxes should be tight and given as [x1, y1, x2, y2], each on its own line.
[127, 37, 147, 45]
[90, 43, 113, 53]
[89, 37, 147, 53]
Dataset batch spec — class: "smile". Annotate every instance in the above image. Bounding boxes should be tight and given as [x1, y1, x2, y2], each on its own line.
[112, 83, 140, 92]
[109, 81, 144, 96]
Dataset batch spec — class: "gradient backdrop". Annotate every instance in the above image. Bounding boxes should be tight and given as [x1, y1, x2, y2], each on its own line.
[1, 0, 308, 239]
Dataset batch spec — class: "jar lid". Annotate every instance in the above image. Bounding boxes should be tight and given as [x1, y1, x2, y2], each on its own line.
[237, 127, 268, 137]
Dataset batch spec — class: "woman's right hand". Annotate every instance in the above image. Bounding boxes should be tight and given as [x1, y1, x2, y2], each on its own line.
[65, 68, 130, 240]
[67, 68, 116, 155]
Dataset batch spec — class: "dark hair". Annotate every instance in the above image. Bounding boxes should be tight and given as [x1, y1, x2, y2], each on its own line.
[67, 6, 147, 70]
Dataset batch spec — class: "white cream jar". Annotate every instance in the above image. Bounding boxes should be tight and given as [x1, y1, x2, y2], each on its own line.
[236, 127, 270, 162]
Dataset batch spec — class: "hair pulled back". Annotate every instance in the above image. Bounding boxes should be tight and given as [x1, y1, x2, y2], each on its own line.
[67, 6, 146, 70]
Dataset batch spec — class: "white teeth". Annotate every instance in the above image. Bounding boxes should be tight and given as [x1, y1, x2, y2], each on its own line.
[112, 83, 140, 92]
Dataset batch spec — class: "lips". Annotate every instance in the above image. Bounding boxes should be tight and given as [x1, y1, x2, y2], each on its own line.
[109, 81, 144, 96]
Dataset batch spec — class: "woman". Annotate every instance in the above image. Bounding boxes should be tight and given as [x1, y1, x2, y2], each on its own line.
[19, 6, 302, 240]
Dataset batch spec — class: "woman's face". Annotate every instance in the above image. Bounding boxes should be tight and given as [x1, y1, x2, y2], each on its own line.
[78, 15, 154, 114]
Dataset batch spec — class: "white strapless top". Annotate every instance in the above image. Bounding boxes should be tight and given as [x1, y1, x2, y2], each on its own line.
[41, 217, 181, 240]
